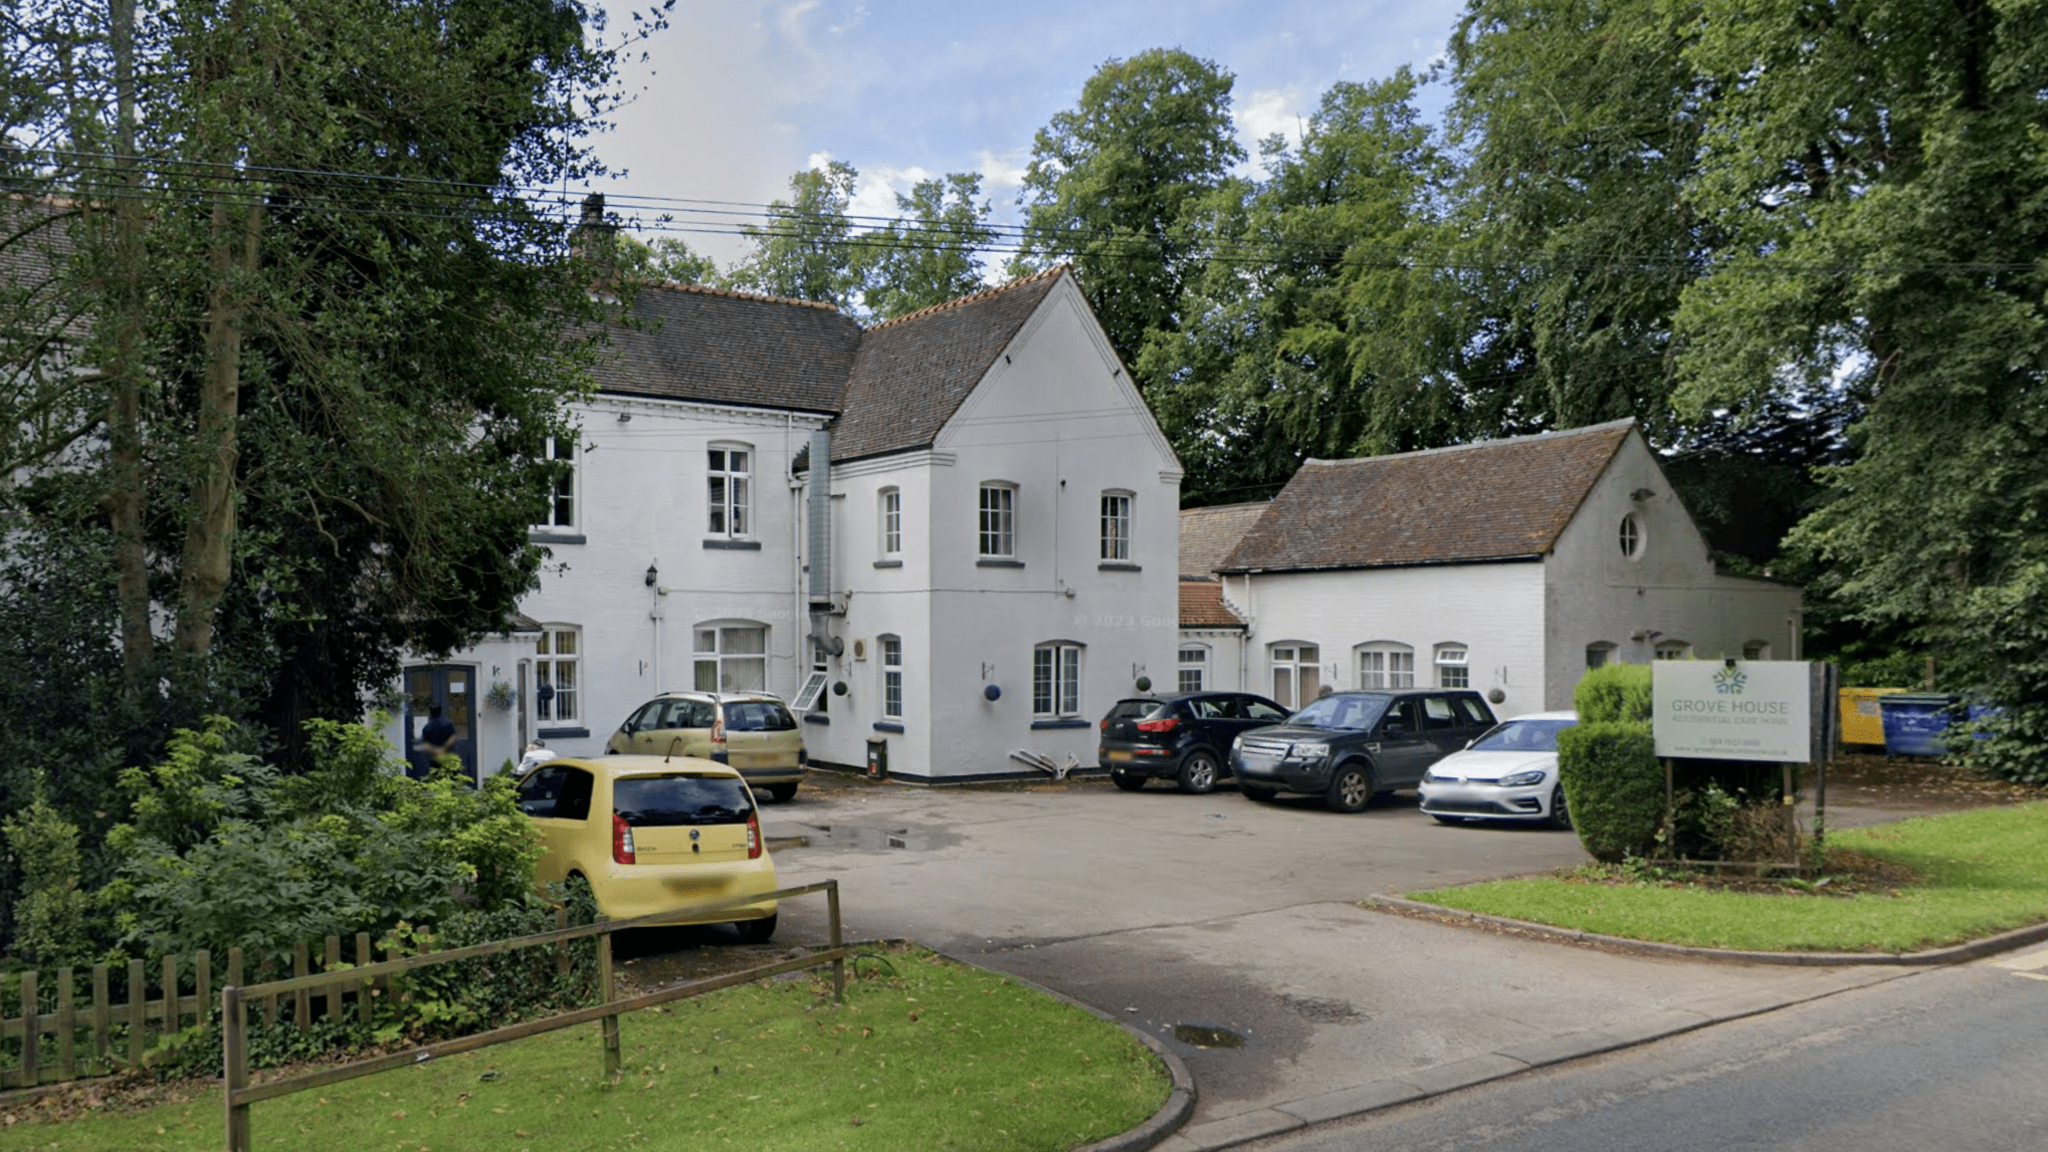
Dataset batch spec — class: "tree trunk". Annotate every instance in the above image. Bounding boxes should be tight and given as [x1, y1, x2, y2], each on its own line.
[172, 188, 259, 663]
[107, 0, 153, 685]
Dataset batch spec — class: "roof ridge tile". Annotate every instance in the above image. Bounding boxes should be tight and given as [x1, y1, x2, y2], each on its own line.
[862, 263, 1069, 333]
[639, 279, 843, 312]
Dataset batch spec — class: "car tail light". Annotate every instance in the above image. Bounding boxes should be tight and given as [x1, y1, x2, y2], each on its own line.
[1136, 717, 1179, 733]
[612, 813, 636, 864]
[1100, 717, 1108, 732]
[710, 715, 726, 749]
[746, 810, 763, 860]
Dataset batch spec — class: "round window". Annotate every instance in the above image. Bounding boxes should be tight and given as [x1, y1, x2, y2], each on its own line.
[1619, 513, 1643, 558]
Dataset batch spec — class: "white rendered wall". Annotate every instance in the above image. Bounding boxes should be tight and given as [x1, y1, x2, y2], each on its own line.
[498, 396, 828, 759]
[878, 280, 1180, 780]
[1237, 563, 1548, 719]
[1541, 432, 1805, 710]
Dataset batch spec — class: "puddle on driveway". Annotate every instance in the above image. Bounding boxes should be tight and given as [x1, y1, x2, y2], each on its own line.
[779, 824, 959, 852]
[1173, 1023, 1247, 1049]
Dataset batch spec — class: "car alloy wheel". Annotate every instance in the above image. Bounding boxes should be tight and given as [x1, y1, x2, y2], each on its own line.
[1548, 783, 1572, 830]
[1177, 750, 1219, 795]
[1110, 769, 1146, 792]
[1326, 763, 1373, 813]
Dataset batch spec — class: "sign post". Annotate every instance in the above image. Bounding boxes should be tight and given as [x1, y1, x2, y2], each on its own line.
[1652, 660, 1817, 873]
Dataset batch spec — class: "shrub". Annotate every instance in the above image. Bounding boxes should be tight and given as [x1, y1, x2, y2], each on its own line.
[1556, 720, 1662, 862]
[2, 788, 98, 968]
[1574, 662, 1652, 723]
[102, 717, 542, 974]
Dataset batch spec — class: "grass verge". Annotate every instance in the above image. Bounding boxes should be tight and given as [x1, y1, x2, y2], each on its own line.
[0, 943, 1168, 1152]
[1404, 801, 2048, 953]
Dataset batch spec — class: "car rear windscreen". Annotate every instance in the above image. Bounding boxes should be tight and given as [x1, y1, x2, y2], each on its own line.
[723, 701, 796, 731]
[613, 775, 755, 826]
[1109, 699, 1165, 720]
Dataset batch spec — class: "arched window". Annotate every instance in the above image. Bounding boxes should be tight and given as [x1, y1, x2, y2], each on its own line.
[1433, 643, 1470, 689]
[879, 634, 904, 719]
[1177, 644, 1209, 694]
[1356, 641, 1415, 689]
[536, 624, 581, 723]
[1269, 643, 1321, 710]
[1100, 490, 1133, 561]
[1654, 639, 1692, 661]
[1742, 640, 1770, 660]
[878, 487, 902, 559]
[1586, 641, 1618, 670]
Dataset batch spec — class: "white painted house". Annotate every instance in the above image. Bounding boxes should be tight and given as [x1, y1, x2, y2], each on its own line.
[395, 266, 1182, 783]
[1179, 420, 1803, 719]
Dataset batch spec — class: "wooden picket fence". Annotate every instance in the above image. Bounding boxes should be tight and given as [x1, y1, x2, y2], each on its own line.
[1, 912, 577, 1097]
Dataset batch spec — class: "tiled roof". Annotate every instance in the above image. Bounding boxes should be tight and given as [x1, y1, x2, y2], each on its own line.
[829, 266, 1067, 462]
[1179, 502, 1270, 576]
[595, 281, 861, 413]
[1220, 420, 1635, 573]
[1179, 577, 1247, 629]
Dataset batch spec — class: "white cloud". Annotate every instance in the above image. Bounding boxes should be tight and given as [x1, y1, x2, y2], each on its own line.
[1238, 86, 1308, 154]
[848, 164, 932, 225]
[975, 148, 1030, 194]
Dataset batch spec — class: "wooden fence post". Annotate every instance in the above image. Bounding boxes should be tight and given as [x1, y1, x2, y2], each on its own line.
[55, 966, 75, 1081]
[323, 936, 342, 1023]
[222, 985, 249, 1152]
[20, 970, 39, 1087]
[355, 933, 374, 1027]
[597, 921, 619, 1080]
[91, 964, 109, 1066]
[195, 952, 211, 1037]
[292, 942, 310, 1027]
[125, 959, 144, 1067]
[162, 955, 179, 1037]
[828, 880, 845, 1003]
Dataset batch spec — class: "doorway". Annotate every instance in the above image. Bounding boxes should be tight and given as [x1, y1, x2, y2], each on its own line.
[403, 664, 477, 783]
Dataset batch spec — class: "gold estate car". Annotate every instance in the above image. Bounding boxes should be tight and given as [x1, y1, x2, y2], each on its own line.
[605, 692, 808, 802]
[516, 756, 779, 941]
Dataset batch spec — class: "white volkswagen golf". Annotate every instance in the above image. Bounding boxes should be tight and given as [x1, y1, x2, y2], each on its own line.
[1417, 711, 1579, 829]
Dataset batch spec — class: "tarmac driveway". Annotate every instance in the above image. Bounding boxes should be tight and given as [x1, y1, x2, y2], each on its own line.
[665, 775, 1901, 1131]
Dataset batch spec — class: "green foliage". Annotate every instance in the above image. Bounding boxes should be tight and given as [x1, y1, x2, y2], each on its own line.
[1017, 48, 1244, 370]
[724, 160, 865, 307]
[614, 233, 718, 284]
[1555, 720, 1662, 863]
[2, 788, 98, 968]
[101, 717, 542, 973]
[1573, 662, 1653, 723]
[852, 172, 997, 320]
[1839, 650, 1933, 692]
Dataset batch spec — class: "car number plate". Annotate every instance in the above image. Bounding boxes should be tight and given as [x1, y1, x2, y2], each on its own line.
[1105, 749, 1134, 762]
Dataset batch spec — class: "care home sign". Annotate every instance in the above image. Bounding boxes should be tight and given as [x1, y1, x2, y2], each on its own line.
[1652, 661, 1813, 762]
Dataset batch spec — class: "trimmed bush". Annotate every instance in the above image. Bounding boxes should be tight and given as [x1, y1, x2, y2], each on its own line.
[1556, 720, 1662, 862]
[1574, 662, 1653, 723]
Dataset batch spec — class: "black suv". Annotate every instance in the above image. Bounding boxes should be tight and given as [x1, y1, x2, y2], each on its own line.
[1098, 691, 1292, 794]
[1229, 689, 1497, 812]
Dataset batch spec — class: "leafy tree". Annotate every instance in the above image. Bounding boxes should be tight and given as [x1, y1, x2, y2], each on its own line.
[1442, 0, 1722, 442]
[853, 172, 995, 320]
[1668, 0, 2048, 780]
[615, 232, 718, 283]
[1138, 72, 1456, 505]
[724, 160, 863, 307]
[1016, 48, 1244, 371]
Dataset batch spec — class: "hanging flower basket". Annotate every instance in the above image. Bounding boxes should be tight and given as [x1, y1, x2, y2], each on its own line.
[485, 681, 517, 712]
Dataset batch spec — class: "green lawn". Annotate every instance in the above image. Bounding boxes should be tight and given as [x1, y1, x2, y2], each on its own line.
[1405, 801, 2048, 953]
[0, 945, 1168, 1152]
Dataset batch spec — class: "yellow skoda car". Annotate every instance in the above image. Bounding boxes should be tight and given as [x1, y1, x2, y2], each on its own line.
[605, 692, 809, 802]
[516, 756, 779, 940]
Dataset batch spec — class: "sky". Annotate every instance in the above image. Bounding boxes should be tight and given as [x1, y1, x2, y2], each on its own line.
[587, 0, 1467, 266]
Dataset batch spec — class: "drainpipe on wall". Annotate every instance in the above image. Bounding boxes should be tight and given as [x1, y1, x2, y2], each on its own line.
[788, 413, 804, 695]
[806, 430, 842, 666]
